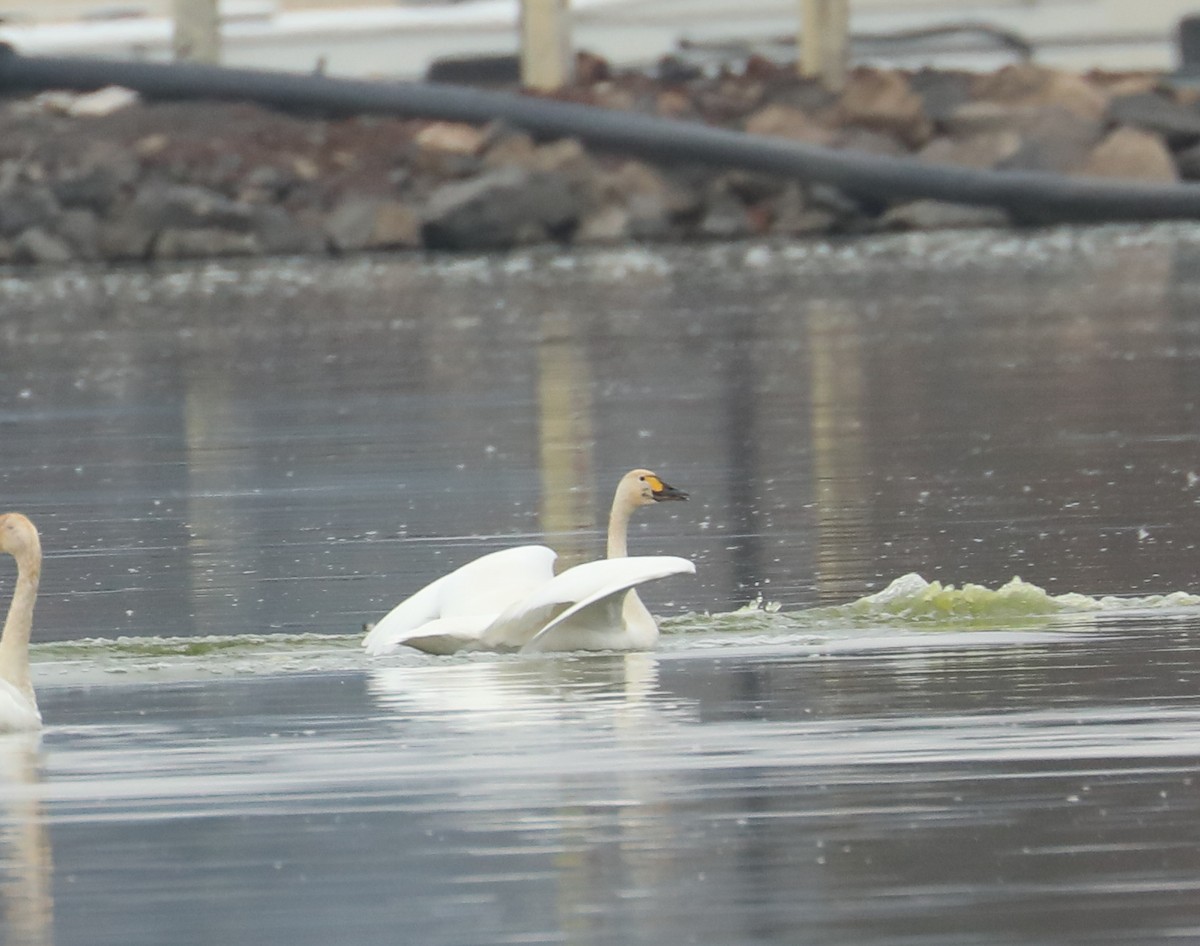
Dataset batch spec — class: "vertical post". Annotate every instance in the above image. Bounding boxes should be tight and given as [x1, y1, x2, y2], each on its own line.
[173, 0, 221, 63]
[520, 0, 573, 90]
[798, 0, 850, 90]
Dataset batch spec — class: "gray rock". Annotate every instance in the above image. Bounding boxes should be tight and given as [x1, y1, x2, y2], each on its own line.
[50, 147, 139, 214]
[1173, 140, 1200, 179]
[153, 227, 261, 259]
[55, 208, 103, 261]
[996, 108, 1105, 174]
[0, 186, 61, 238]
[422, 167, 579, 250]
[881, 199, 1010, 231]
[698, 191, 750, 239]
[133, 182, 257, 233]
[919, 130, 1023, 169]
[97, 213, 156, 261]
[325, 197, 380, 253]
[908, 69, 975, 125]
[11, 227, 75, 264]
[325, 196, 422, 253]
[770, 183, 840, 236]
[1108, 92, 1200, 145]
[253, 206, 328, 256]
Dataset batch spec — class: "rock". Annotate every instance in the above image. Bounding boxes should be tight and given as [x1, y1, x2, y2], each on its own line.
[325, 196, 383, 253]
[998, 109, 1105, 174]
[919, 131, 1022, 169]
[422, 167, 579, 250]
[55, 208, 102, 261]
[1108, 92, 1200, 145]
[744, 103, 834, 145]
[770, 184, 840, 236]
[153, 227, 261, 259]
[132, 182, 257, 232]
[836, 68, 933, 147]
[416, 121, 486, 156]
[881, 199, 1010, 231]
[97, 214, 156, 261]
[0, 185, 61, 238]
[575, 205, 632, 244]
[972, 63, 1109, 120]
[1172, 141, 1200, 179]
[1078, 127, 1178, 181]
[11, 227, 74, 264]
[50, 147, 140, 214]
[481, 129, 537, 169]
[833, 127, 910, 156]
[908, 69, 975, 125]
[697, 190, 750, 239]
[370, 201, 422, 249]
[252, 206, 328, 256]
[65, 86, 140, 118]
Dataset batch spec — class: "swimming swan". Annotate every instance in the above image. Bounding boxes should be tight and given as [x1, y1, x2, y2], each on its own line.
[362, 469, 694, 655]
[0, 514, 42, 731]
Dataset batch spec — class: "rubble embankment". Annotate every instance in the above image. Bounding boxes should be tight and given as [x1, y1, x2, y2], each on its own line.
[1, 54, 1198, 265]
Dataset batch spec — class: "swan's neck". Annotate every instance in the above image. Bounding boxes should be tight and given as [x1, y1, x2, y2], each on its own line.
[606, 495, 633, 559]
[0, 553, 40, 704]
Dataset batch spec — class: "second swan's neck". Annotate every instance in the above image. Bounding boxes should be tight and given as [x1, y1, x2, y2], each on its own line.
[0, 553, 40, 704]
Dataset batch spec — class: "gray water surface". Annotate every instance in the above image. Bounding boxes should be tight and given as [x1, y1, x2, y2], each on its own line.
[2, 226, 1200, 945]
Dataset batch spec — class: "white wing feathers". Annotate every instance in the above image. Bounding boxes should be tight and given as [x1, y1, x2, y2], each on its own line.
[482, 555, 695, 651]
[362, 545, 557, 656]
[364, 548, 695, 656]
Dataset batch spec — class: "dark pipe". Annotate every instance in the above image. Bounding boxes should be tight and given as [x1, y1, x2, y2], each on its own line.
[2, 45, 1199, 222]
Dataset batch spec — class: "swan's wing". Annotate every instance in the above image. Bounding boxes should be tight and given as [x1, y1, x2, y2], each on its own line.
[362, 545, 557, 656]
[0, 680, 41, 732]
[481, 556, 695, 651]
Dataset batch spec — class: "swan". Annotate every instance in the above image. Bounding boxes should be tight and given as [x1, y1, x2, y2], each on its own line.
[0, 514, 43, 732]
[362, 469, 694, 655]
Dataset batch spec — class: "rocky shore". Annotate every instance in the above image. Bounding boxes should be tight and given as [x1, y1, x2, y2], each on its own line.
[2, 53, 1199, 265]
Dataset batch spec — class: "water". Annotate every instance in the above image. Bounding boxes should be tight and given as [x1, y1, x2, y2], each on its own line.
[2, 225, 1200, 945]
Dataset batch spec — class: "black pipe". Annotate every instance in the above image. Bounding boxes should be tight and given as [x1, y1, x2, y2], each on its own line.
[2, 45, 1199, 222]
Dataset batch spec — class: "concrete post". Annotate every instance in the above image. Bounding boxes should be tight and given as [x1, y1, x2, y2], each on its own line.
[798, 0, 850, 90]
[520, 0, 573, 90]
[173, 0, 221, 63]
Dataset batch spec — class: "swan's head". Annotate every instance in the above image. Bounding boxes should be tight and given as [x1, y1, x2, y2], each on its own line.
[0, 513, 41, 564]
[621, 469, 688, 508]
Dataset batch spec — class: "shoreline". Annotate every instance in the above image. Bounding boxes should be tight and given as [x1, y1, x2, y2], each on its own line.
[1, 54, 1198, 266]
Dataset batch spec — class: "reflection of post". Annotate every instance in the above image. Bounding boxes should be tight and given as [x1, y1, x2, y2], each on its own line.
[798, 0, 850, 90]
[537, 309, 594, 570]
[173, 0, 220, 63]
[520, 0, 573, 90]
[0, 737, 54, 946]
[183, 357, 244, 637]
[806, 301, 870, 600]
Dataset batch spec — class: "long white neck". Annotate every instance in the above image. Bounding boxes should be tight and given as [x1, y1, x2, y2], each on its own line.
[606, 493, 633, 559]
[0, 552, 40, 705]
[606, 491, 657, 643]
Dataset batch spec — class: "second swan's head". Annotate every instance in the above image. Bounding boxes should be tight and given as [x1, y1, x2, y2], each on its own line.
[0, 513, 41, 568]
[621, 469, 689, 507]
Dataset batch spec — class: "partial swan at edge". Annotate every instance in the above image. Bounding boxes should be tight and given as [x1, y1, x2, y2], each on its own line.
[0, 514, 43, 732]
[362, 469, 694, 656]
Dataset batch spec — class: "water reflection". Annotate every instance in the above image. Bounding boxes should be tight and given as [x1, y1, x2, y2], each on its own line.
[3, 229, 1200, 641]
[0, 735, 53, 946]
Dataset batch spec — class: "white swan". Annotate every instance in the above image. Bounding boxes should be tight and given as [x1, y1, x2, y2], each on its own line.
[0, 514, 43, 732]
[362, 469, 694, 655]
